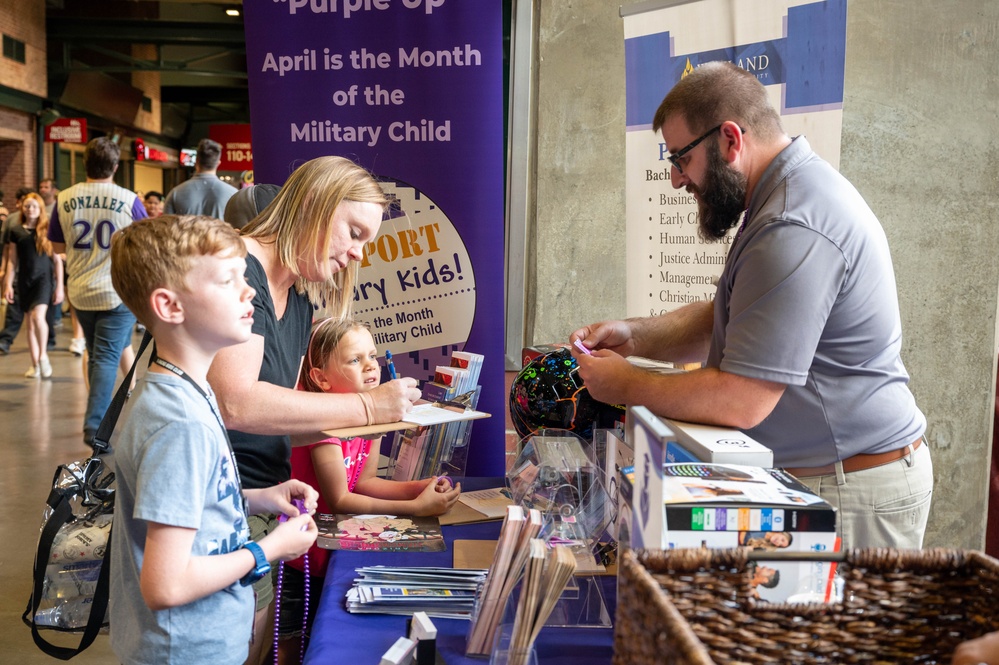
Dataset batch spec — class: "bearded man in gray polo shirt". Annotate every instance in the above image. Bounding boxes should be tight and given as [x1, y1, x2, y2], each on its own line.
[571, 61, 932, 550]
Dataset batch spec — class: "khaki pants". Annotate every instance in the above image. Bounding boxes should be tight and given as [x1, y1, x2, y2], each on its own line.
[798, 441, 933, 550]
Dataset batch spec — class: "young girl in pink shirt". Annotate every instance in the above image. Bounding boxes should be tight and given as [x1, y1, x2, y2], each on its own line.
[277, 318, 461, 663]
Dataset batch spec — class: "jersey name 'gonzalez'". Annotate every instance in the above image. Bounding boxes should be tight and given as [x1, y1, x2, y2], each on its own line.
[50, 181, 146, 311]
[60, 194, 132, 214]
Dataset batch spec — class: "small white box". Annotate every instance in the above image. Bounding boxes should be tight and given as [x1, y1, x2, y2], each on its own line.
[380, 636, 416, 665]
[664, 419, 774, 467]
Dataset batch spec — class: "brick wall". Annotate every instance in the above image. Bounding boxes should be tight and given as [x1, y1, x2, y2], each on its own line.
[0, 0, 47, 98]
[0, 106, 36, 201]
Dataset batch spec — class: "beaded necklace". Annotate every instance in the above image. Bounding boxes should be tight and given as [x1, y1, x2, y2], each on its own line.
[274, 517, 310, 664]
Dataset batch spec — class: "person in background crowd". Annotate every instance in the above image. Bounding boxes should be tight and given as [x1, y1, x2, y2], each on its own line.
[3, 193, 63, 378]
[143, 191, 164, 218]
[571, 61, 932, 551]
[206, 156, 421, 664]
[164, 138, 237, 219]
[38, 178, 58, 216]
[223, 183, 281, 231]
[49, 136, 147, 448]
[0, 188, 56, 354]
[38, 179, 63, 330]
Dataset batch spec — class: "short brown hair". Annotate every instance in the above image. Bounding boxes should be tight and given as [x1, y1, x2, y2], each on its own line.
[84, 137, 120, 179]
[110, 215, 246, 327]
[196, 138, 223, 170]
[652, 61, 784, 142]
[242, 156, 388, 319]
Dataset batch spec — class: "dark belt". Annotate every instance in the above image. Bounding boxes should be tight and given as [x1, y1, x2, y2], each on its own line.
[783, 438, 922, 479]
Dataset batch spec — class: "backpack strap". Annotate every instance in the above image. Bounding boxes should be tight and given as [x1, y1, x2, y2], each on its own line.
[92, 330, 153, 454]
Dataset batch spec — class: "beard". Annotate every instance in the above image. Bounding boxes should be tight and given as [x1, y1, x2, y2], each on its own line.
[689, 142, 748, 241]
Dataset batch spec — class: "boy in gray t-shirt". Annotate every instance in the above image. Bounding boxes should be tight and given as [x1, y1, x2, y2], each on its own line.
[108, 215, 319, 665]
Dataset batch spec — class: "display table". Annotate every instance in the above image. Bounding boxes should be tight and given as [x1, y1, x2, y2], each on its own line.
[303, 479, 615, 664]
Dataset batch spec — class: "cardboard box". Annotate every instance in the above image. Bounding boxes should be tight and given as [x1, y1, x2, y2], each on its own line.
[664, 528, 840, 603]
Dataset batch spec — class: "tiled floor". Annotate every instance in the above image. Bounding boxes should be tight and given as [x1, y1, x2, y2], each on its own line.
[0, 317, 522, 662]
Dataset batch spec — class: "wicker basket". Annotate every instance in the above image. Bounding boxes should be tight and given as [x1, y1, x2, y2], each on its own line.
[614, 547, 999, 665]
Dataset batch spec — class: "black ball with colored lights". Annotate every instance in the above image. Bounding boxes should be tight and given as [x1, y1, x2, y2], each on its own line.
[509, 347, 625, 441]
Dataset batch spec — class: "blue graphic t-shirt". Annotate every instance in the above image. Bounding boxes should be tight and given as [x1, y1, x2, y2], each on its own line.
[111, 372, 253, 665]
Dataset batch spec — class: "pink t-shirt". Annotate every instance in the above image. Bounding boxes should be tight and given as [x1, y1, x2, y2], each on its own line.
[288, 436, 372, 576]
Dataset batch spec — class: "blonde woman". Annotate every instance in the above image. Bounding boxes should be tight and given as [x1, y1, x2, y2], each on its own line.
[207, 156, 421, 664]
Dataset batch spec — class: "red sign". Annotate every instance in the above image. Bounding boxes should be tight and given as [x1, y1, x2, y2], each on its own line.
[209, 124, 253, 171]
[44, 118, 87, 143]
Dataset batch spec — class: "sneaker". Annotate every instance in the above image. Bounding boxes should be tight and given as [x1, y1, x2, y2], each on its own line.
[25, 365, 40, 379]
[40, 357, 52, 379]
[69, 338, 86, 356]
[0, 342, 9, 355]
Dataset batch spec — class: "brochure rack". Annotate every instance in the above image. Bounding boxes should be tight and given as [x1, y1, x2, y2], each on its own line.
[384, 386, 482, 481]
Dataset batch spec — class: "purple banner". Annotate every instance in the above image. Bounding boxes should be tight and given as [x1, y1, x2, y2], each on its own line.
[244, 0, 506, 476]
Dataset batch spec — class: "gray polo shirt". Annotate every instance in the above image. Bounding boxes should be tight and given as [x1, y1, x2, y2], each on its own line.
[164, 172, 237, 220]
[707, 136, 925, 467]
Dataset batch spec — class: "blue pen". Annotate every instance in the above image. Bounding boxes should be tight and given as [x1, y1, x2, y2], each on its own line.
[385, 350, 397, 380]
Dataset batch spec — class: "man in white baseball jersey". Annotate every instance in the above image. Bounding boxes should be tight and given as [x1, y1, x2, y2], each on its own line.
[49, 137, 147, 447]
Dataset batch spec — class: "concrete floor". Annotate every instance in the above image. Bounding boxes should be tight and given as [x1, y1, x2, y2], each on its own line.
[0, 320, 127, 663]
[0, 318, 522, 662]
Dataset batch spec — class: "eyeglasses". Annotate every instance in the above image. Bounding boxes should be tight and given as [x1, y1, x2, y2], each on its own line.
[666, 125, 722, 174]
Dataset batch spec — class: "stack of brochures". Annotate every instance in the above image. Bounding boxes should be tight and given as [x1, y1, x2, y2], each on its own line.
[431, 350, 482, 397]
[345, 566, 488, 620]
[390, 350, 485, 482]
[504, 540, 577, 665]
[465, 505, 543, 656]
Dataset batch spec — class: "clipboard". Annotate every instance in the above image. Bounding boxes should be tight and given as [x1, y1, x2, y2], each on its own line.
[322, 402, 490, 440]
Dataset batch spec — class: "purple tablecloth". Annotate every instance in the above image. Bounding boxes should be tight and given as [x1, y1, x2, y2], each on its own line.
[303, 479, 615, 664]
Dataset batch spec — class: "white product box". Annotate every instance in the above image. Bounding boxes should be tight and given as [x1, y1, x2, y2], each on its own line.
[664, 419, 774, 467]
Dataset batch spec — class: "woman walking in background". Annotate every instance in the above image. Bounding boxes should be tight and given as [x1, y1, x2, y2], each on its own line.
[3, 192, 63, 378]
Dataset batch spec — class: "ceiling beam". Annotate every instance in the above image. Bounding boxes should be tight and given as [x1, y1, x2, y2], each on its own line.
[160, 86, 249, 104]
[47, 17, 246, 47]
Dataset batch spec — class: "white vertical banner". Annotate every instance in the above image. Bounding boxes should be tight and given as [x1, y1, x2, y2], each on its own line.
[622, 0, 848, 317]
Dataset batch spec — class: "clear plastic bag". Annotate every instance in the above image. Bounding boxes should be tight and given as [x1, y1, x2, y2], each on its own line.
[26, 455, 115, 632]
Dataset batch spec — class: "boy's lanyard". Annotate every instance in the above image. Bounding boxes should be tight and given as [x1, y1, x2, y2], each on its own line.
[151, 355, 248, 511]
